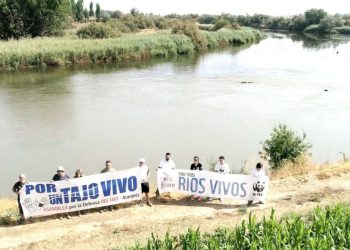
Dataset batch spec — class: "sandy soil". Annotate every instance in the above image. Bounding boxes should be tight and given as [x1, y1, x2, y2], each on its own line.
[1, 165, 350, 250]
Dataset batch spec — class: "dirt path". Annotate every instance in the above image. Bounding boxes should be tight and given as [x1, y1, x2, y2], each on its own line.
[1, 166, 350, 250]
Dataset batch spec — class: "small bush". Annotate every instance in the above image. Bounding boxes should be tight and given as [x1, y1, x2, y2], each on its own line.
[171, 22, 208, 51]
[304, 24, 321, 33]
[334, 26, 350, 34]
[262, 124, 312, 170]
[212, 19, 230, 31]
[77, 23, 120, 39]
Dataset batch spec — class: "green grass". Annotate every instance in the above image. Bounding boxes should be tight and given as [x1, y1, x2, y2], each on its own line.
[333, 26, 350, 35]
[122, 204, 350, 250]
[0, 28, 263, 71]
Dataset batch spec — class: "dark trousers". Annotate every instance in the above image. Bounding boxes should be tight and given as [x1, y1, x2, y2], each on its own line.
[17, 198, 23, 215]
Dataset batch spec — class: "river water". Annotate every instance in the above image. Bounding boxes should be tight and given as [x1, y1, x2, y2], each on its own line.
[1, 33, 350, 195]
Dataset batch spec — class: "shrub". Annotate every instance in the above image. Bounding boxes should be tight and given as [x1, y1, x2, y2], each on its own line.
[171, 21, 208, 51]
[304, 24, 321, 34]
[334, 26, 350, 34]
[212, 19, 231, 31]
[77, 23, 120, 39]
[262, 124, 311, 170]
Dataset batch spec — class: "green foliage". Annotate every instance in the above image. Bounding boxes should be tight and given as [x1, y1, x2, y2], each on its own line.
[319, 15, 344, 34]
[0, 0, 71, 39]
[262, 124, 311, 169]
[124, 204, 350, 250]
[172, 21, 208, 51]
[211, 19, 230, 31]
[95, 3, 101, 21]
[75, 0, 84, 22]
[304, 24, 321, 34]
[198, 14, 217, 24]
[111, 10, 123, 19]
[334, 26, 350, 34]
[83, 8, 89, 22]
[305, 8, 328, 25]
[77, 22, 120, 39]
[89, 1, 94, 17]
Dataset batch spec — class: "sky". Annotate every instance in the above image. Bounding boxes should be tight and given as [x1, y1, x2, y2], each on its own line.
[89, 0, 350, 16]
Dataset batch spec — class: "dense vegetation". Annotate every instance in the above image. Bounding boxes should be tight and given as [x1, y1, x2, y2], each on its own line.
[262, 124, 312, 170]
[0, 27, 263, 70]
[123, 204, 350, 249]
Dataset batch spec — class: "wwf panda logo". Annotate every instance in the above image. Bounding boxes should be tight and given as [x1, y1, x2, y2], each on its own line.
[253, 181, 265, 193]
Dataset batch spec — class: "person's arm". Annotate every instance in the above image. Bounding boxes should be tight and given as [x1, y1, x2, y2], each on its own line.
[12, 183, 18, 193]
[199, 164, 203, 171]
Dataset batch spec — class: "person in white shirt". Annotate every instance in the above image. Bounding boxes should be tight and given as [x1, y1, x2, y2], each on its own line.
[248, 162, 266, 206]
[156, 152, 176, 198]
[138, 158, 152, 207]
[158, 152, 176, 170]
[215, 156, 230, 174]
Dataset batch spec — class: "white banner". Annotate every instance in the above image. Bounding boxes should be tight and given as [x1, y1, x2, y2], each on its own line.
[19, 168, 141, 218]
[157, 169, 269, 201]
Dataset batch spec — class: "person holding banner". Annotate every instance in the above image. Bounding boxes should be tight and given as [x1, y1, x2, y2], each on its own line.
[52, 166, 71, 219]
[215, 156, 230, 175]
[100, 160, 117, 212]
[12, 174, 28, 224]
[156, 152, 176, 199]
[138, 158, 153, 207]
[52, 166, 70, 181]
[190, 156, 203, 201]
[100, 160, 116, 173]
[248, 162, 266, 206]
[74, 169, 85, 216]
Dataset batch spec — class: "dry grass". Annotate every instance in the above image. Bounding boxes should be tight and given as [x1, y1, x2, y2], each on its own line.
[270, 157, 350, 180]
[0, 197, 20, 225]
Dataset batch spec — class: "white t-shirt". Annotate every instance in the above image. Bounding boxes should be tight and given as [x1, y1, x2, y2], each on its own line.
[215, 162, 230, 174]
[138, 165, 149, 183]
[251, 168, 265, 178]
[159, 159, 176, 170]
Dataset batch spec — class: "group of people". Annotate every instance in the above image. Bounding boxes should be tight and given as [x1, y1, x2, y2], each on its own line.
[12, 152, 266, 223]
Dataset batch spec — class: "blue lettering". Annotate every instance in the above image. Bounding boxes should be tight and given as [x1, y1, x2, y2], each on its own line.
[60, 188, 70, 203]
[210, 180, 219, 194]
[179, 177, 186, 191]
[25, 185, 34, 195]
[101, 181, 112, 196]
[240, 183, 247, 197]
[71, 186, 81, 202]
[198, 178, 206, 194]
[117, 178, 127, 193]
[112, 179, 117, 194]
[89, 183, 99, 199]
[128, 176, 137, 191]
[222, 182, 231, 195]
[35, 184, 46, 193]
[190, 178, 198, 192]
[82, 185, 89, 201]
[49, 194, 63, 205]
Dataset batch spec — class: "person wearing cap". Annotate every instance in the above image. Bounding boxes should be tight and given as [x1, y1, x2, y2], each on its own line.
[248, 162, 266, 206]
[138, 158, 152, 207]
[156, 152, 176, 198]
[52, 167, 70, 219]
[52, 166, 70, 181]
[12, 174, 28, 223]
[100, 160, 116, 173]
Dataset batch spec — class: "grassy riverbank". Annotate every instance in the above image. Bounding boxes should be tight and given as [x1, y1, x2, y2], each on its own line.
[124, 203, 350, 249]
[0, 27, 262, 71]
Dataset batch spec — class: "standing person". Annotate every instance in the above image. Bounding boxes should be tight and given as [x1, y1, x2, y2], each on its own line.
[74, 169, 84, 216]
[213, 156, 230, 201]
[190, 156, 203, 201]
[52, 167, 70, 219]
[100, 160, 116, 212]
[138, 158, 153, 207]
[52, 166, 70, 181]
[12, 174, 28, 224]
[248, 162, 266, 206]
[100, 160, 116, 173]
[215, 156, 230, 175]
[156, 152, 176, 198]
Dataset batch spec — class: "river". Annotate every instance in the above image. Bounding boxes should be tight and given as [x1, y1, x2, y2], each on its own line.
[1, 32, 350, 195]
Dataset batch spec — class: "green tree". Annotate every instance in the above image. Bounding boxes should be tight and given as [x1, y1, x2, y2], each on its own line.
[0, 0, 25, 39]
[130, 8, 139, 16]
[111, 10, 123, 19]
[70, 0, 77, 20]
[319, 15, 344, 33]
[83, 8, 89, 22]
[95, 3, 101, 21]
[75, 0, 84, 21]
[262, 124, 311, 169]
[89, 1, 94, 17]
[305, 8, 327, 25]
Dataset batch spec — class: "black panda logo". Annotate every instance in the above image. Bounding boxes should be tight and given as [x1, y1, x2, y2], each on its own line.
[253, 181, 265, 193]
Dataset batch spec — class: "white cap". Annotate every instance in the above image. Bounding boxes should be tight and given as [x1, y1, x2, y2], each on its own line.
[139, 158, 145, 163]
[57, 166, 65, 172]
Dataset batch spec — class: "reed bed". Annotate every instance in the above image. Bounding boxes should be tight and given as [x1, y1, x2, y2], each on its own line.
[0, 28, 263, 71]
